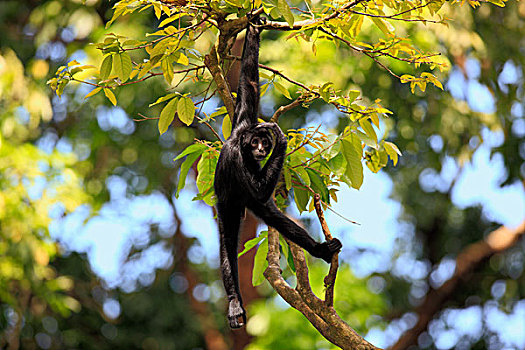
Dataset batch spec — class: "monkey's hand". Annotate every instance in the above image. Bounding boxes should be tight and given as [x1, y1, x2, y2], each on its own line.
[255, 122, 286, 143]
[314, 238, 342, 263]
[227, 298, 246, 329]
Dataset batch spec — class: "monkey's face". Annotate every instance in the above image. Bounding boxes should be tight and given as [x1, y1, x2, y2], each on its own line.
[249, 131, 272, 161]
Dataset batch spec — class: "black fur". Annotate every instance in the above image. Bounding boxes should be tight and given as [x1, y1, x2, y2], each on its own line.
[214, 16, 342, 329]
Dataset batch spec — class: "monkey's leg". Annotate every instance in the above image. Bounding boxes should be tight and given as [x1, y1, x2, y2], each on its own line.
[249, 200, 341, 262]
[217, 201, 246, 328]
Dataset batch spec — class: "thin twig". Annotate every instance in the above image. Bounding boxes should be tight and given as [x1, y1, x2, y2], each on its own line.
[313, 194, 338, 307]
[195, 115, 222, 143]
[260, 0, 371, 31]
[270, 96, 305, 122]
[286, 124, 323, 157]
[290, 180, 359, 225]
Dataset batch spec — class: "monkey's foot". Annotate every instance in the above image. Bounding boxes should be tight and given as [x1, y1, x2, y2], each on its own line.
[317, 238, 342, 263]
[227, 298, 246, 329]
[327, 238, 342, 253]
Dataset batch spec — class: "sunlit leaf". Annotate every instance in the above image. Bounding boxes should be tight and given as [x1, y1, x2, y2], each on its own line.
[103, 88, 117, 106]
[359, 119, 378, 145]
[177, 97, 195, 126]
[284, 167, 292, 191]
[222, 114, 232, 139]
[277, 0, 294, 28]
[84, 87, 102, 99]
[176, 52, 189, 66]
[341, 134, 363, 189]
[239, 231, 268, 258]
[100, 55, 113, 79]
[113, 52, 133, 82]
[252, 238, 268, 286]
[196, 150, 218, 206]
[274, 81, 292, 99]
[293, 186, 309, 213]
[176, 151, 201, 197]
[305, 168, 329, 203]
[159, 97, 179, 134]
[161, 58, 174, 85]
[149, 93, 177, 107]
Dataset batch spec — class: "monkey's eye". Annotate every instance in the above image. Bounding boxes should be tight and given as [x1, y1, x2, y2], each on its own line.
[251, 138, 259, 147]
[262, 139, 269, 147]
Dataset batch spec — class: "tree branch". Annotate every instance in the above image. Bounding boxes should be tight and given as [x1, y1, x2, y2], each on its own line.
[204, 45, 235, 118]
[264, 225, 380, 350]
[390, 220, 525, 350]
[260, 0, 371, 31]
[270, 97, 304, 122]
[313, 194, 339, 307]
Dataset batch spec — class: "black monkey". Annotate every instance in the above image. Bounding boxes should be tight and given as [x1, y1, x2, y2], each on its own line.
[214, 16, 342, 329]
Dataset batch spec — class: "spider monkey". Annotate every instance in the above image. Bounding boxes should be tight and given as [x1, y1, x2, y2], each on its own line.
[214, 15, 342, 329]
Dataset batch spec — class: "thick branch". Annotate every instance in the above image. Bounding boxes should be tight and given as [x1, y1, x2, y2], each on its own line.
[204, 45, 235, 118]
[390, 220, 525, 350]
[265, 226, 380, 350]
[263, 229, 334, 337]
[288, 240, 379, 350]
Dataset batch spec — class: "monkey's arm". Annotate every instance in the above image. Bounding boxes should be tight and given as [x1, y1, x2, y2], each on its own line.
[232, 17, 260, 129]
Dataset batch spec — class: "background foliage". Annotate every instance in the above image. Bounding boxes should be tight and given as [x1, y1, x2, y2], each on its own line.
[1, 0, 524, 349]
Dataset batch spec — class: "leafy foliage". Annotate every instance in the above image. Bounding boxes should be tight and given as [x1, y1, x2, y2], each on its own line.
[47, 0, 499, 217]
[3, 0, 520, 349]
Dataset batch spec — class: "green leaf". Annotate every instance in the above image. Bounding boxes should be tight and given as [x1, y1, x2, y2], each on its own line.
[113, 52, 133, 82]
[176, 52, 189, 66]
[222, 114, 232, 140]
[158, 13, 185, 27]
[177, 97, 195, 126]
[349, 14, 364, 38]
[196, 150, 218, 206]
[84, 87, 102, 99]
[356, 130, 377, 150]
[384, 141, 402, 166]
[283, 167, 292, 191]
[359, 119, 378, 145]
[293, 186, 309, 213]
[161, 58, 174, 85]
[279, 235, 295, 273]
[347, 90, 360, 103]
[366, 149, 382, 173]
[371, 17, 392, 36]
[100, 55, 113, 79]
[274, 81, 292, 99]
[341, 134, 363, 189]
[260, 83, 270, 97]
[176, 151, 201, 197]
[103, 88, 117, 106]
[149, 93, 177, 107]
[225, 0, 242, 7]
[305, 168, 329, 203]
[239, 231, 268, 258]
[252, 238, 268, 286]
[158, 97, 179, 134]
[293, 167, 310, 187]
[328, 152, 345, 174]
[277, 0, 294, 28]
[174, 143, 208, 161]
[319, 82, 333, 102]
